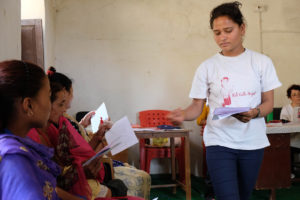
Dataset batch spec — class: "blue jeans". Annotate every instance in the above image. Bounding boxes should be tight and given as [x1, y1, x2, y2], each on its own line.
[206, 146, 264, 200]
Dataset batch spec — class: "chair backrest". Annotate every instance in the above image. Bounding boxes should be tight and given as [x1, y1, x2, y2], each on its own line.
[76, 111, 89, 122]
[273, 107, 282, 120]
[139, 110, 172, 127]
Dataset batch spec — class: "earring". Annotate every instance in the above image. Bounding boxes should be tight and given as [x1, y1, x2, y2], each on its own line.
[28, 111, 34, 117]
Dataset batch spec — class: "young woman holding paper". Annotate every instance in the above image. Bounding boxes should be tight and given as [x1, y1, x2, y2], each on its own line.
[167, 2, 281, 200]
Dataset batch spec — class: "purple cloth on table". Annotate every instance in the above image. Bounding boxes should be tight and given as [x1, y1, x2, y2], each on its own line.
[0, 129, 61, 200]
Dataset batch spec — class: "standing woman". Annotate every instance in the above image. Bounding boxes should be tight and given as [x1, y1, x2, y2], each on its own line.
[168, 2, 281, 200]
[0, 60, 60, 199]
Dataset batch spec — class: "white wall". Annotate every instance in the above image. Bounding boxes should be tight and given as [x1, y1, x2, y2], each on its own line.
[0, 0, 21, 61]
[21, 0, 44, 20]
[51, 0, 300, 175]
[44, 0, 56, 67]
[262, 0, 300, 106]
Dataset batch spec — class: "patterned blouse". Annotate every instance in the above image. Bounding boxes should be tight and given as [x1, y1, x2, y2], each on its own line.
[0, 129, 61, 200]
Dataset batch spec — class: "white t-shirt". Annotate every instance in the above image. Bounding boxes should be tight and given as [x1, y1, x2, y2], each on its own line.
[280, 104, 300, 122]
[190, 49, 281, 150]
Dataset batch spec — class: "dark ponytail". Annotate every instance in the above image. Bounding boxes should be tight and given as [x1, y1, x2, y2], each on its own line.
[46, 66, 72, 102]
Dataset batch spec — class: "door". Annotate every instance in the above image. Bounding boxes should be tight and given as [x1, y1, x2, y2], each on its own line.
[21, 19, 44, 68]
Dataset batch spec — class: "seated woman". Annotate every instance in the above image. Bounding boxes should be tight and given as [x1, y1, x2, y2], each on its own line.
[0, 60, 60, 200]
[50, 67, 151, 200]
[280, 84, 300, 178]
[280, 84, 300, 122]
[66, 112, 151, 199]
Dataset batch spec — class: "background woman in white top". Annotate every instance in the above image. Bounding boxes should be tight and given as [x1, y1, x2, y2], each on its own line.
[280, 84, 300, 178]
[168, 1, 281, 200]
[280, 84, 300, 123]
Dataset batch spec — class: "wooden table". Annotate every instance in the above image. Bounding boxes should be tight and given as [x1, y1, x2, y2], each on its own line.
[255, 123, 300, 200]
[134, 129, 191, 200]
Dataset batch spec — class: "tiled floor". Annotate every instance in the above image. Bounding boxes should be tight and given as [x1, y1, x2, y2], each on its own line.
[150, 174, 300, 200]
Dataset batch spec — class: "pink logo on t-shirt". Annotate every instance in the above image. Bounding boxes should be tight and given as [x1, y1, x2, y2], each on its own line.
[221, 77, 231, 107]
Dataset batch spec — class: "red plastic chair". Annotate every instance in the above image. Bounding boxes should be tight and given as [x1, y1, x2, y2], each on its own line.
[138, 110, 185, 183]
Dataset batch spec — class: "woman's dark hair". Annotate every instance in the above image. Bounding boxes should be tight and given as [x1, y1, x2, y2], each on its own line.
[0, 60, 46, 130]
[47, 66, 72, 102]
[210, 1, 245, 29]
[287, 84, 300, 98]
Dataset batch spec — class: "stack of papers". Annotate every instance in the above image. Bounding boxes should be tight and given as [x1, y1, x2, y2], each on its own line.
[267, 122, 283, 127]
[133, 127, 160, 131]
[213, 107, 251, 120]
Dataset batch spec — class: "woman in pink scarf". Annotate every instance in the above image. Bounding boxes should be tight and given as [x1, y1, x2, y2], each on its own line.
[28, 67, 110, 200]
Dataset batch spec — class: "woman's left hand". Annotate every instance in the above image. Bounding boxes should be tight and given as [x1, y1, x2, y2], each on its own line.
[89, 121, 112, 150]
[232, 108, 258, 123]
[95, 121, 112, 138]
[83, 157, 102, 179]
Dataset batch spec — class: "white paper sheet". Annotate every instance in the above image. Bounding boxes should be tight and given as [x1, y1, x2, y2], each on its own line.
[105, 116, 138, 156]
[91, 102, 109, 133]
[213, 107, 251, 120]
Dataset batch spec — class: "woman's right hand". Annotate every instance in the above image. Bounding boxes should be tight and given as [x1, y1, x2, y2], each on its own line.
[167, 108, 185, 126]
[79, 111, 95, 128]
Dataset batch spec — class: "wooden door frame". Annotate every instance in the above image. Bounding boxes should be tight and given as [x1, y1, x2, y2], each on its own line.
[21, 19, 44, 68]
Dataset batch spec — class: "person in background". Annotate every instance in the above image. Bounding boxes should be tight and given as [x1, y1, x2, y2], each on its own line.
[0, 60, 60, 200]
[280, 84, 300, 122]
[196, 103, 215, 200]
[280, 84, 300, 179]
[167, 2, 281, 200]
[197, 103, 210, 133]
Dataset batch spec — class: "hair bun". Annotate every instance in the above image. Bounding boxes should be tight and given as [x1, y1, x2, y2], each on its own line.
[47, 66, 56, 76]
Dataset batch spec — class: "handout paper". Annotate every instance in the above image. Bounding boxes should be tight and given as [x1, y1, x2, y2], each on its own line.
[213, 107, 251, 120]
[105, 116, 138, 155]
[91, 102, 109, 133]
